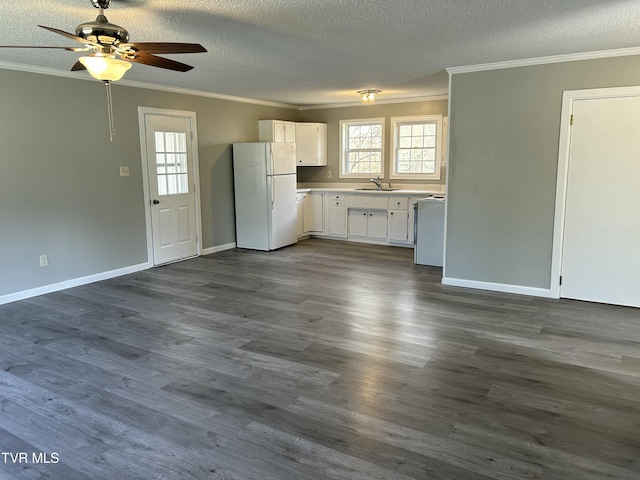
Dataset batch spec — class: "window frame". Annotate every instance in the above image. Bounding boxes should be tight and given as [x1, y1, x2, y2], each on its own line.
[390, 114, 443, 180]
[339, 117, 386, 179]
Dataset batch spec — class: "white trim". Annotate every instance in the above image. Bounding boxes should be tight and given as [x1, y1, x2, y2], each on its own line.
[447, 46, 640, 75]
[550, 85, 640, 299]
[339, 117, 386, 179]
[442, 72, 453, 276]
[138, 107, 203, 266]
[0, 61, 296, 109]
[0, 262, 150, 306]
[201, 242, 237, 255]
[389, 114, 443, 181]
[442, 277, 553, 298]
[299, 94, 449, 110]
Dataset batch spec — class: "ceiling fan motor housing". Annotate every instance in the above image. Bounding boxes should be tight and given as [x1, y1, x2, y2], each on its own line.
[76, 15, 129, 45]
[90, 0, 112, 9]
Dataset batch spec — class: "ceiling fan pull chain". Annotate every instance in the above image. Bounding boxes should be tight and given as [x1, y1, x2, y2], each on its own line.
[104, 80, 116, 143]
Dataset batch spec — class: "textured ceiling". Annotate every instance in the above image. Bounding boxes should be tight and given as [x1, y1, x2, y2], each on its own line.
[1, 0, 639, 106]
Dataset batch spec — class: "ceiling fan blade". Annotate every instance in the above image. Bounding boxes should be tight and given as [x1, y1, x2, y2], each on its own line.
[71, 61, 87, 72]
[126, 53, 194, 72]
[38, 25, 97, 46]
[120, 42, 207, 54]
[0, 45, 89, 51]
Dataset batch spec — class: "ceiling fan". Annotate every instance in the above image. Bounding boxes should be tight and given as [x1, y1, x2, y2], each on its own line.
[0, 0, 207, 81]
[0, 0, 207, 141]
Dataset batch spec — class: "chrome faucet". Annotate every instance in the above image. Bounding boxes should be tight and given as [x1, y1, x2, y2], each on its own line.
[369, 176, 382, 190]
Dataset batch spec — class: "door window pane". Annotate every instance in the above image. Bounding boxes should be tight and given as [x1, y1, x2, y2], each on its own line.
[155, 132, 189, 196]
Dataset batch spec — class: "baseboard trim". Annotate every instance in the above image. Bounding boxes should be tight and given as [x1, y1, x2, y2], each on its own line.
[442, 277, 553, 298]
[201, 242, 237, 256]
[0, 262, 151, 306]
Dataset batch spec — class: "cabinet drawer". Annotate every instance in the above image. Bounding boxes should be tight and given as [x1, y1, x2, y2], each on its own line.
[346, 194, 388, 209]
[330, 199, 346, 207]
[388, 196, 408, 210]
[327, 193, 346, 201]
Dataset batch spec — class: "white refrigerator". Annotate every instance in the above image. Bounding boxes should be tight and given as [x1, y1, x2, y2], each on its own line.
[232, 142, 298, 251]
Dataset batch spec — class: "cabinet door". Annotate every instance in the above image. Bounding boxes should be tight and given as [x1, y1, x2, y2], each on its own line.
[273, 121, 285, 142]
[367, 210, 388, 239]
[296, 123, 327, 166]
[284, 122, 296, 143]
[296, 123, 318, 165]
[328, 207, 347, 237]
[348, 209, 368, 237]
[296, 194, 304, 237]
[303, 192, 324, 233]
[388, 210, 409, 242]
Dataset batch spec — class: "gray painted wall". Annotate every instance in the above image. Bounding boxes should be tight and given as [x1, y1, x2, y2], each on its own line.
[298, 100, 448, 187]
[0, 68, 298, 297]
[446, 54, 640, 290]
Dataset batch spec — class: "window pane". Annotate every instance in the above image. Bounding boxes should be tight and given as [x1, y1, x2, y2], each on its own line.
[156, 154, 166, 174]
[178, 174, 189, 193]
[394, 119, 439, 177]
[177, 154, 187, 173]
[157, 175, 167, 195]
[343, 120, 383, 176]
[154, 131, 189, 196]
[155, 132, 165, 152]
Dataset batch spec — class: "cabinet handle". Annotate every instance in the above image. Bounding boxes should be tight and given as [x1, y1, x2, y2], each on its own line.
[390, 212, 394, 215]
[363, 212, 366, 216]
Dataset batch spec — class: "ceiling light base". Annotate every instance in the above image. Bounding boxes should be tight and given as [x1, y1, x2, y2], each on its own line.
[357, 89, 382, 101]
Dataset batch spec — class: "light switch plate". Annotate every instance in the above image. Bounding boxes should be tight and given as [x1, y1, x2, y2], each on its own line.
[119, 166, 130, 177]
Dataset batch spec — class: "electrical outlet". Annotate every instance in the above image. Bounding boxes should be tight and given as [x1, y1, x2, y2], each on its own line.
[119, 166, 130, 177]
[327, 170, 332, 178]
[39, 254, 48, 267]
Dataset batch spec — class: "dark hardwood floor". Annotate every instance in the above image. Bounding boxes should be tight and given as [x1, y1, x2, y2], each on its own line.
[1, 238, 639, 479]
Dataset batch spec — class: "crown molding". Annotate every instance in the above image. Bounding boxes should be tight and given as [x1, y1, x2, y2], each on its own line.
[0, 60, 297, 109]
[0, 60, 449, 110]
[298, 93, 449, 110]
[447, 46, 640, 75]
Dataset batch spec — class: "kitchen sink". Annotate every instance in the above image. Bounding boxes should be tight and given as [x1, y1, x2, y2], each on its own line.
[353, 188, 401, 191]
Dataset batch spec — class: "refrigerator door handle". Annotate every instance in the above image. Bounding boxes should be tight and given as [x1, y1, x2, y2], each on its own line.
[269, 144, 275, 175]
[272, 178, 276, 209]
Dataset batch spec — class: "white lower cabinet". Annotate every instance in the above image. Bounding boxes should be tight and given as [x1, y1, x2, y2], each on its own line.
[348, 209, 387, 239]
[298, 190, 431, 247]
[303, 192, 324, 234]
[388, 210, 410, 242]
[348, 209, 368, 237]
[326, 194, 347, 238]
[296, 193, 304, 238]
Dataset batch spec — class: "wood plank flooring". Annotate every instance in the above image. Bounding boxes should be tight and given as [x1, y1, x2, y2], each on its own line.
[1, 238, 639, 479]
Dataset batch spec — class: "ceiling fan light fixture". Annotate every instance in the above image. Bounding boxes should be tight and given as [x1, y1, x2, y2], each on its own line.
[358, 89, 381, 101]
[79, 54, 131, 81]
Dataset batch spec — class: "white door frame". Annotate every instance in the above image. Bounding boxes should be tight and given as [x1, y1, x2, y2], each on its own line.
[138, 106, 203, 266]
[549, 85, 640, 298]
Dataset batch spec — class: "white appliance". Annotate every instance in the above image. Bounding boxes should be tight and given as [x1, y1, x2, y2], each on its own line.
[414, 196, 446, 266]
[232, 142, 298, 251]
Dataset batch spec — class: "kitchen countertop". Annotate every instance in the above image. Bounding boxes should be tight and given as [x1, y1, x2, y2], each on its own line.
[296, 187, 444, 197]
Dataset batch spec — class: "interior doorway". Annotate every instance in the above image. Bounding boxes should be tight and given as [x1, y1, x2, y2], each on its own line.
[138, 107, 202, 266]
[551, 86, 640, 308]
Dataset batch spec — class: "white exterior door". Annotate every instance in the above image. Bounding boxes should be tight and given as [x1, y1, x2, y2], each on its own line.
[560, 95, 640, 307]
[141, 111, 200, 265]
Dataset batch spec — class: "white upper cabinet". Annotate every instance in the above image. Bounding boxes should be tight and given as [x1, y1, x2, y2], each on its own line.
[296, 123, 327, 166]
[259, 120, 296, 143]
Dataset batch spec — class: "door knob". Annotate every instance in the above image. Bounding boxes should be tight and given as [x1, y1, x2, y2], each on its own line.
[152, 199, 160, 205]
